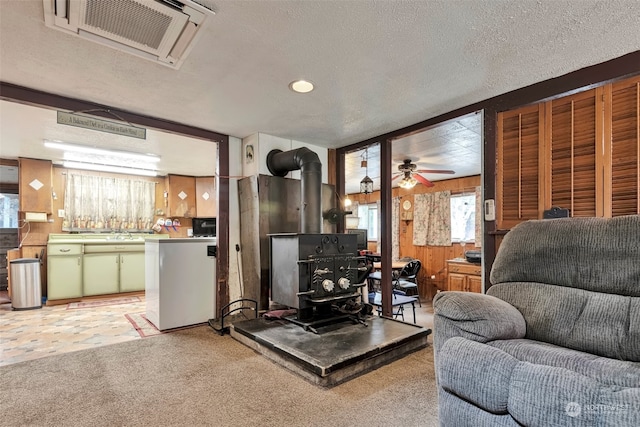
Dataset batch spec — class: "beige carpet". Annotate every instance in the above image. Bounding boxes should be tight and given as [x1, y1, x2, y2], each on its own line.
[0, 325, 439, 427]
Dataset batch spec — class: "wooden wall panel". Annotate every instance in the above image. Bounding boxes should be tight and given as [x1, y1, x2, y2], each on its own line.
[609, 76, 640, 216]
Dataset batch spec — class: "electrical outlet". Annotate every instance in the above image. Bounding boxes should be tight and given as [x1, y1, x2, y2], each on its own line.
[58, 209, 65, 218]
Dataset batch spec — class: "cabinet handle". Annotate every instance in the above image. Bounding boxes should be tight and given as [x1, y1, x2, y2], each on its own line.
[77, 257, 80, 266]
[60, 248, 70, 253]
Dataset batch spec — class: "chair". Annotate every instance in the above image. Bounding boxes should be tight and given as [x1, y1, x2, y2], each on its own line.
[393, 259, 421, 306]
[368, 291, 408, 321]
[433, 216, 640, 426]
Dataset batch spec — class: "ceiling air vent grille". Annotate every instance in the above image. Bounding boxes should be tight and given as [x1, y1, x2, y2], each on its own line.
[43, 0, 214, 69]
[84, 0, 172, 50]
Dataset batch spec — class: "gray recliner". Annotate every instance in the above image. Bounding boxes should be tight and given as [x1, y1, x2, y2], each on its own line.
[433, 215, 640, 426]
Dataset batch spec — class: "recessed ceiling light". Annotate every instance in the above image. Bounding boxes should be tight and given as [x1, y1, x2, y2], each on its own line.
[289, 80, 314, 93]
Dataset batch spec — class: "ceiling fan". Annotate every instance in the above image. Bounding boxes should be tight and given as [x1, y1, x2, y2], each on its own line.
[392, 159, 455, 188]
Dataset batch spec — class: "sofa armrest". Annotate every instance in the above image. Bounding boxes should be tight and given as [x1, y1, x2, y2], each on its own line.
[433, 291, 526, 362]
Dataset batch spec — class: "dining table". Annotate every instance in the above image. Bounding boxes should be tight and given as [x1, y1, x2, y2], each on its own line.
[372, 260, 410, 271]
[368, 259, 410, 292]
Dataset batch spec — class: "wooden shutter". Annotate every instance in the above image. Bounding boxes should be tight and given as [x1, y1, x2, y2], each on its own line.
[497, 104, 543, 229]
[606, 76, 640, 216]
[546, 88, 601, 217]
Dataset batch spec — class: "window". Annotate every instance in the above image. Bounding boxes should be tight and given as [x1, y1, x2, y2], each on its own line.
[450, 193, 475, 243]
[0, 193, 19, 228]
[357, 203, 378, 241]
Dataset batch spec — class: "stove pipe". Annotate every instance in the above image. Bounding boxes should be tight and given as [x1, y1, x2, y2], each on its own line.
[266, 147, 322, 234]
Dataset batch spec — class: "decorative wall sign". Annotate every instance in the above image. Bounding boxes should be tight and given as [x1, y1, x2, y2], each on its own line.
[57, 111, 146, 139]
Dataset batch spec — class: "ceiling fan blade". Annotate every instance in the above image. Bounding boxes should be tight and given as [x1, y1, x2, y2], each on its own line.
[415, 169, 456, 174]
[414, 174, 435, 187]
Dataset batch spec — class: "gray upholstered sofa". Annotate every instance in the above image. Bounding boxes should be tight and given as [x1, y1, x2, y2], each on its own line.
[433, 215, 640, 426]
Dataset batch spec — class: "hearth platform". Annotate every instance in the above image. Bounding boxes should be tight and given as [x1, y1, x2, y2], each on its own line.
[230, 315, 431, 387]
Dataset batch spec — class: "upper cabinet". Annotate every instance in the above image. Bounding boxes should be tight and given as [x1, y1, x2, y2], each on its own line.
[195, 176, 216, 217]
[497, 75, 640, 230]
[167, 174, 196, 218]
[19, 158, 53, 213]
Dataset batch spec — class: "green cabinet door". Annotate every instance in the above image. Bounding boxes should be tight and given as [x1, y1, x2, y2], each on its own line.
[83, 254, 119, 296]
[119, 252, 145, 292]
[48, 255, 83, 300]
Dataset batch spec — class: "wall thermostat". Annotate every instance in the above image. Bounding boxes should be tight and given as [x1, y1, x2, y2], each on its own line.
[484, 199, 496, 221]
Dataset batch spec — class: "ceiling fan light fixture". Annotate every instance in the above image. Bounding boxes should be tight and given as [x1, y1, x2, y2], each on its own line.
[398, 176, 418, 189]
[360, 175, 373, 194]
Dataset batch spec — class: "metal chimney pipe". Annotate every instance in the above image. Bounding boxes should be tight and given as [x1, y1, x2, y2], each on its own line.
[266, 147, 322, 234]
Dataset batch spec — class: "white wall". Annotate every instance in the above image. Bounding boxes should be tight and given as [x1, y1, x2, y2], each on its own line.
[241, 133, 329, 183]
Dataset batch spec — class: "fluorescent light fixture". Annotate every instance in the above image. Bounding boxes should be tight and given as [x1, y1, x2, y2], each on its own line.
[62, 161, 158, 177]
[44, 140, 159, 162]
[289, 80, 314, 93]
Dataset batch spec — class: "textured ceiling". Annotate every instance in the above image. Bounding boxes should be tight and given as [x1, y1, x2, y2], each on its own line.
[1, 0, 639, 151]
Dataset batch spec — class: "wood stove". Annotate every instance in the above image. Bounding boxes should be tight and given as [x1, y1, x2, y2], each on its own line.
[270, 233, 368, 332]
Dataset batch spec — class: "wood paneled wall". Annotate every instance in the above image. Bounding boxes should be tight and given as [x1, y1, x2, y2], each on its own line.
[348, 175, 481, 300]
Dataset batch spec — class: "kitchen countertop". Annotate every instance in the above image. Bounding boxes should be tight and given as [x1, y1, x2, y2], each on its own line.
[48, 233, 168, 244]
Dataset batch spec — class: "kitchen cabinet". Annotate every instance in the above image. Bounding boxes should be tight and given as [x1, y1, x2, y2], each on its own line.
[47, 243, 83, 300]
[119, 251, 146, 292]
[19, 158, 53, 214]
[168, 174, 196, 218]
[83, 253, 120, 296]
[195, 176, 217, 217]
[83, 244, 145, 296]
[446, 258, 482, 293]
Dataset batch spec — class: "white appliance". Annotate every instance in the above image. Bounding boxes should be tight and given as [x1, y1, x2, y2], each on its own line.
[145, 238, 216, 331]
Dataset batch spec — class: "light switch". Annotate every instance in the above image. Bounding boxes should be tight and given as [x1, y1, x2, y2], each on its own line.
[58, 209, 65, 218]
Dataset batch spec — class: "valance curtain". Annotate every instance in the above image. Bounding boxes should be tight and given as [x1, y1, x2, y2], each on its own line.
[63, 174, 156, 231]
[412, 191, 452, 246]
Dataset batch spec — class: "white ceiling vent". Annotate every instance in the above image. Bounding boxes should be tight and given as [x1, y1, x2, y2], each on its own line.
[43, 0, 214, 68]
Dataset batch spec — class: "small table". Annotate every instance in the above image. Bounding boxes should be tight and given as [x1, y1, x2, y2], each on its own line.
[368, 292, 417, 324]
[372, 261, 409, 271]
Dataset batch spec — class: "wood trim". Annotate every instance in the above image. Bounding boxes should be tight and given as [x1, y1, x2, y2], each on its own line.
[539, 103, 548, 214]
[0, 82, 227, 143]
[598, 85, 610, 217]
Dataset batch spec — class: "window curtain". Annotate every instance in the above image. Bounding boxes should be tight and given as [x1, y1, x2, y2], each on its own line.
[63, 174, 156, 231]
[376, 199, 382, 253]
[475, 186, 482, 248]
[391, 196, 400, 260]
[346, 200, 360, 228]
[412, 191, 452, 246]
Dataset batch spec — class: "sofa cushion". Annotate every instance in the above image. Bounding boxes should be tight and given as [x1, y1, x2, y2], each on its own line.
[433, 291, 526, 359]
[439, 337, 640, 427]
[439, 337, 519, 414]
[488, 339, 640, 388]
[488, 283, 640, 362]
[438, 389, 520, 427]
[490, 216, 640, 297]
[509, 362, 640, 427]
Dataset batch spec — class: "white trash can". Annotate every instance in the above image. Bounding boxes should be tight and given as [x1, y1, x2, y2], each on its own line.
[9, 258, 42, 310]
